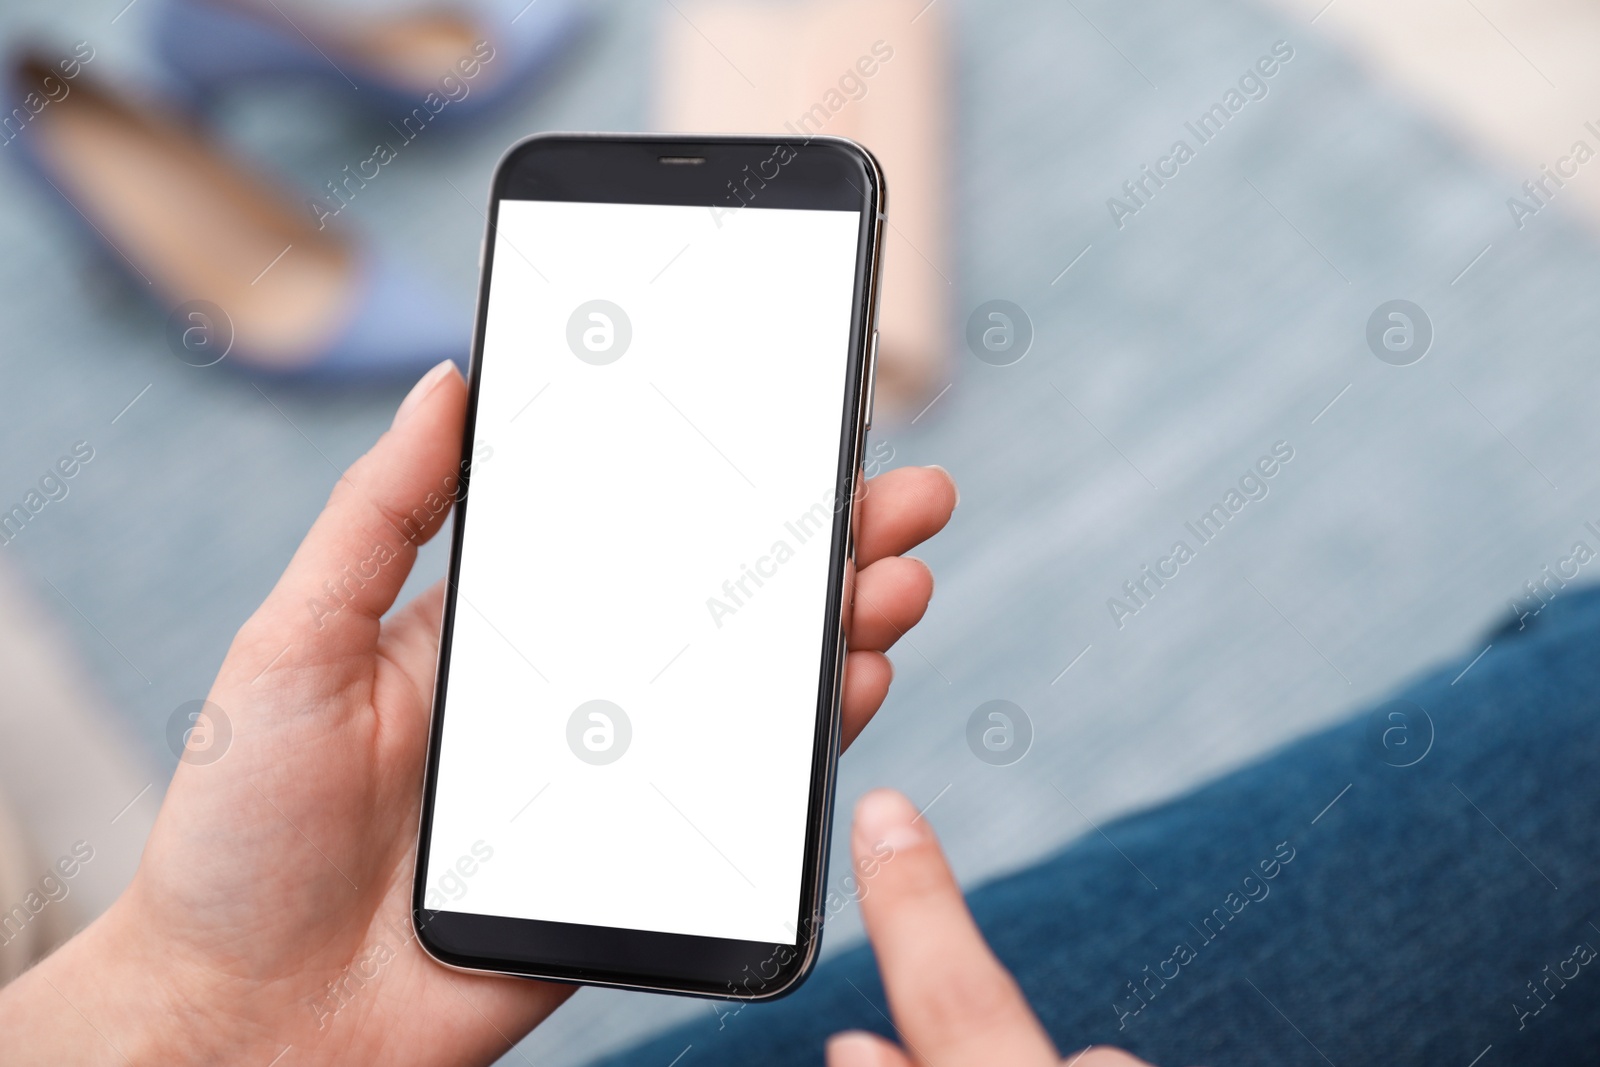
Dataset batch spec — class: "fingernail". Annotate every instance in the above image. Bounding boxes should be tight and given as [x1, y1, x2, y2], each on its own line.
[855, 789, 926, 853]
[393, 361, 457, 428]
[904, 555, 932, 599]
[826, 1032, 891, 1067]
[926, 464, 959, 507]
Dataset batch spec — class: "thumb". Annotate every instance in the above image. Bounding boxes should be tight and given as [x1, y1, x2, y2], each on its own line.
[244, 361, 468, 674]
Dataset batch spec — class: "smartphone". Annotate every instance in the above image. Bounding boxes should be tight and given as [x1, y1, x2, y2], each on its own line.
[412, 134, 885, 999]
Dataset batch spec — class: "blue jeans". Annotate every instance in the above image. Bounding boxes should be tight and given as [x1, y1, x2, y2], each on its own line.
[596, 588, 1600, 1065]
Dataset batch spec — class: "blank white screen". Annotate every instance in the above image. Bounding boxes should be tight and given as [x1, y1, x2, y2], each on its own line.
[424, 199, 861, 945]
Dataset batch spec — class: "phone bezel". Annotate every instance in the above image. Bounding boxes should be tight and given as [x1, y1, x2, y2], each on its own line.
[411, 133, 885, 1000]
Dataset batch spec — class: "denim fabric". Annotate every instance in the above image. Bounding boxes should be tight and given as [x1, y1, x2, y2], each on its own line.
[595, 588, 1600, 1066]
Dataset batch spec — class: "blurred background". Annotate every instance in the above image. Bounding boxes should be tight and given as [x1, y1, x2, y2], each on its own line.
[2, 0, 1598, 1061]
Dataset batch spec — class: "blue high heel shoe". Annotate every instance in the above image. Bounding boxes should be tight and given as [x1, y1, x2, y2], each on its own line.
[5, 51, 468, 382]
[152, 0, 587, 124]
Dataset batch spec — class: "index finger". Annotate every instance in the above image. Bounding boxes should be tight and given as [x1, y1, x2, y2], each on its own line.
[852, 789, 1058, 1067]
[854, 466, 957, 568]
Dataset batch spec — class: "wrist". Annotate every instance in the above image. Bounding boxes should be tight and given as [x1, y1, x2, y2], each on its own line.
[0, 895, 274, 1065]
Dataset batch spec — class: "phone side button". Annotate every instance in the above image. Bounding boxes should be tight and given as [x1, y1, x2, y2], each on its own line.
[863, 330, 879, 430]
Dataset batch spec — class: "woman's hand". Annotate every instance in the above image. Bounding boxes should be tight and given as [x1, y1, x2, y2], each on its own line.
[827, 790, 1152, 1067]
[0, 362, 957, 1066]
